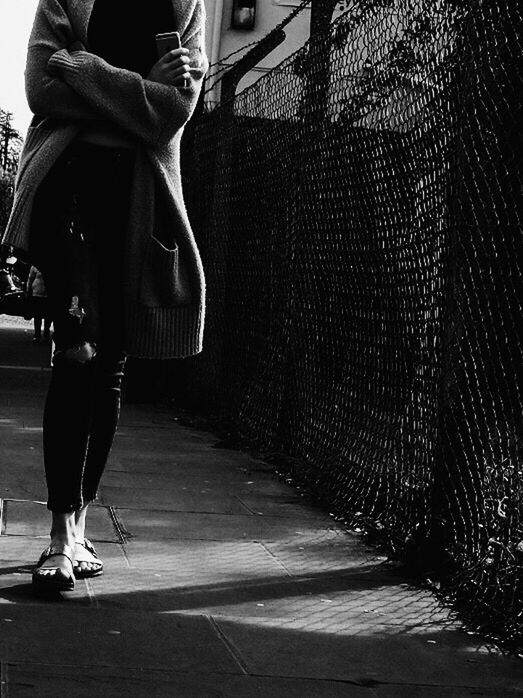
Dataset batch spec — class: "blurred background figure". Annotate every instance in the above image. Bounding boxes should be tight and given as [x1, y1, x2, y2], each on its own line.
[26, 265, 51, 342]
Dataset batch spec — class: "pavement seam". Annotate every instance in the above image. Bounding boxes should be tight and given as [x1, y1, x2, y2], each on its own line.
[232, 495, 258, 515]
[207, 616, 249, 676]
[258, 541, 294, 577]
[107, 506, 129, 544]
[118, 542, 132, 568]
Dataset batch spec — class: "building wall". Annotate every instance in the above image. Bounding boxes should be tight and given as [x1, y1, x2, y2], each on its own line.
[203, 0, 347, 105]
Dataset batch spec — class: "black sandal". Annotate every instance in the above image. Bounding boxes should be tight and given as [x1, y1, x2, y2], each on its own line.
[74, 538, 104, 579]
[32, 543, 76, 592]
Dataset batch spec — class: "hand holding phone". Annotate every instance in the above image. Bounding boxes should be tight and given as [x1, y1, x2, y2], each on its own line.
[154, 31, 190, 88]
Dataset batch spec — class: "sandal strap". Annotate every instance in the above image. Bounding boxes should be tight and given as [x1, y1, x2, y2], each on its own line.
[37, 543, 75, 568]
[78, 538, 99, 559]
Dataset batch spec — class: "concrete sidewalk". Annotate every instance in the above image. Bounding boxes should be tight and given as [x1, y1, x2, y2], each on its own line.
[0, 318, 521, 697]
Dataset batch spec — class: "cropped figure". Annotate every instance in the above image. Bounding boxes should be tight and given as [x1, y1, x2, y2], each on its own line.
[26, 265, 52, 341]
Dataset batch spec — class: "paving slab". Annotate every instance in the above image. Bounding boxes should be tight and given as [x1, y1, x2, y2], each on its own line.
[88, 539, 290, 611]
[0, 408, 43, 431]
[162, 570, 452, 624]
[213, 618, 522, 690]
[92, 568, 404, 616]
[109, 428, 273, 465]
[6, 664, 376, 698]
[112, 426, 252, 454]
[373, 687, 522, 697]
[102, 467, 288, 495]
[262, 533, 384, 575]
[0, 448, 42, 466]
[0, 369, 49, 394]
[114, 507, 339, 542]
[99, 485, 252, 515]
[101, 469, 273, 492]
[235, 491, 326, 518]
[1, 479, 46, 502]
[121, 539, 286, 579]
[2, 500, 119, 542]
[0, 606, 241, 674]
[0, 534, 53, 564]
[118, 414, 216, 444]
[111, 473, 297, 497]
[0, 429, 42, 450]
[1, 385, 48, 402]
[112, 434, 225, 455]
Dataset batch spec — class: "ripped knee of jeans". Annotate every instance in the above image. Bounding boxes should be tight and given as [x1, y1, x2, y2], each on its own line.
[54, 342, 97, 364]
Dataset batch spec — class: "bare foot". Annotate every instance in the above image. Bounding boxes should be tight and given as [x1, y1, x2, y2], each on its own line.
[34, 512, 76, 588]
[74, 505, 103, 577]
[74, 539, 104, 577]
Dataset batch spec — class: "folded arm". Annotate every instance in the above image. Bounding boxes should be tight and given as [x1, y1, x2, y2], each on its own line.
[25, 0, 98, 121]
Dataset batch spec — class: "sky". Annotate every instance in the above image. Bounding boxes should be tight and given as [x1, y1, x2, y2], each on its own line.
[0, 0, 39, 135]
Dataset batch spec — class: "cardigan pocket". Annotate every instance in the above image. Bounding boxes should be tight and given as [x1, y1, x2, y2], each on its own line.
[139, 236, 192, 307]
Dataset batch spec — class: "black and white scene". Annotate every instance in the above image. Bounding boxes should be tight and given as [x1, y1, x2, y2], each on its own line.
[0, 0, 521, 695]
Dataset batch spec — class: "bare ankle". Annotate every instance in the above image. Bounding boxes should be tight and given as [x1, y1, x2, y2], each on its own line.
[50, 512, 76, 545]
[75, 505, 89, 543]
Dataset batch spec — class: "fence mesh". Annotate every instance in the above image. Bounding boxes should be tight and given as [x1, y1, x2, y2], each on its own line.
[178, 0, 522, 647]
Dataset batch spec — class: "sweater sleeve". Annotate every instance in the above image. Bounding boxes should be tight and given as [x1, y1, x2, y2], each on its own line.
[25, 0, 99, 121]
[47, 0, 209, 147]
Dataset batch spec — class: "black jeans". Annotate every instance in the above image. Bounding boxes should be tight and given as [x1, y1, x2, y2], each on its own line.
[31, 141, 136, 513]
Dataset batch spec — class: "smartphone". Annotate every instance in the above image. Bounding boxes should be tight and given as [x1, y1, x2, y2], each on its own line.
[155, 31, 181, 58]
[155, 31, 188, 88]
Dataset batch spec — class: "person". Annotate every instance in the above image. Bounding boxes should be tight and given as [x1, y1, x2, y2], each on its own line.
[26, 265, 52, 342]
[1, 0, 208, 592]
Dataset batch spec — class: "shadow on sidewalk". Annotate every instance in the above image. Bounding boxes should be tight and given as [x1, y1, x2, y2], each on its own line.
[0, 563, 404, 607]
[0, 582, 517, 695]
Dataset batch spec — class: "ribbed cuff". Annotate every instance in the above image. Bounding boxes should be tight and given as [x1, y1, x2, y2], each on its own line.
[48, 49, 85, 81]
[124, 302, 204, 359]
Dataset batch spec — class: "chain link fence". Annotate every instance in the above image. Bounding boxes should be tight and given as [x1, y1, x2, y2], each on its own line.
[177, 0, 522, 647]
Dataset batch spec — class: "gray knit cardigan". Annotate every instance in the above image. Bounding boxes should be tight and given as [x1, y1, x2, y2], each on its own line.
[1, 0, 209, 359]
